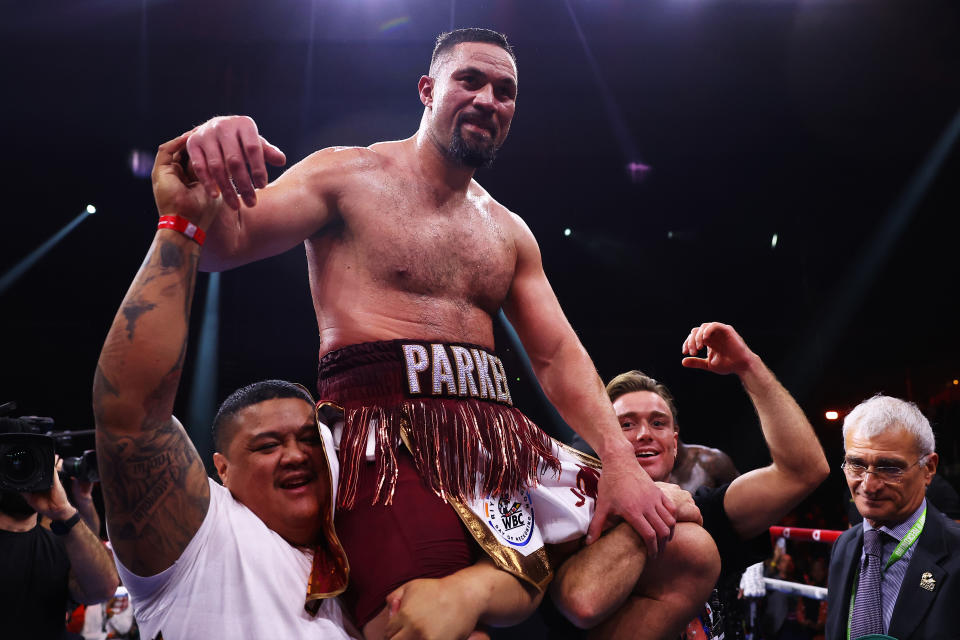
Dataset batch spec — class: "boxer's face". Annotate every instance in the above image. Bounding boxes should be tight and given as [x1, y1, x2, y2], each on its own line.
[422, 41, 518, 168]
[843, 424, 936, 527]
[613, 390, 679, 482]
[213, 398, 328, 546]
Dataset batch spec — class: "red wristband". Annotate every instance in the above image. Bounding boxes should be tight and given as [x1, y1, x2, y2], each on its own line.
[158, 215, 206, 245]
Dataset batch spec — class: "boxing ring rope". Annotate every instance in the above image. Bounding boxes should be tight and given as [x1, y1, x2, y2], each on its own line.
[768, 526, 843, 545]
[750, 526, 844, 602]
[762, 577, 829, 601]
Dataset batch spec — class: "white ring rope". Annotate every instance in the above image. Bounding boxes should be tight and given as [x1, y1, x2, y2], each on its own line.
[762, 577, 828, 601]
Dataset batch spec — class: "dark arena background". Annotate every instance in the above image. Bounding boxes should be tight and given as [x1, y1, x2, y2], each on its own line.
[2, 0, 959, 544]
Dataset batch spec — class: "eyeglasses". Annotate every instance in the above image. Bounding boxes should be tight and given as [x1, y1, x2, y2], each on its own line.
[841, 456, 929, 483]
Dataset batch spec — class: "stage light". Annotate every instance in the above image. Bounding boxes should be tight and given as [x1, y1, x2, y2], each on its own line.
[771, 233, 778, 249]
[954, 379, 958, 386]
[129, 149, 153, 178]
[564, 228, 572, 237]
[825, 411, 839, 421]
[626, 162, 651, 184]
[86, 204, 97, 214]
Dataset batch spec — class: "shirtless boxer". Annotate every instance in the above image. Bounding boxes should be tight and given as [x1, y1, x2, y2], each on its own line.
[182, 28, 680, 636]
[93, 132, 544, 640]
[670, 441, 739, 493]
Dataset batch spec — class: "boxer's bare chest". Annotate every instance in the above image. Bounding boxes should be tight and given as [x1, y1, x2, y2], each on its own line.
[312, 171, 518, 318]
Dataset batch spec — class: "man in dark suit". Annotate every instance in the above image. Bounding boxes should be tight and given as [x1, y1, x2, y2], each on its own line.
[826, 394, 960, 640]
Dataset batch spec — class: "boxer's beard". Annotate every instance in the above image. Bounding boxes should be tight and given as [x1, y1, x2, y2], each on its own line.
[448, 121, 497, 169]
[0, 489, 36, 518]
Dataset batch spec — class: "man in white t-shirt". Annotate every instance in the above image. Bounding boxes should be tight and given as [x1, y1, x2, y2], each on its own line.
[92, 132, 541, 640]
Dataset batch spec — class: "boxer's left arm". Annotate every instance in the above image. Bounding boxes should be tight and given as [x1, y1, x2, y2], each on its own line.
[383, 558, 542, 639]
[501, 212, 675, 556]
[69, 477, 101, 535]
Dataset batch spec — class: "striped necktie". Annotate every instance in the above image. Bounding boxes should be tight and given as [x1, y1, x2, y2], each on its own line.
[850, 528, 885, 638]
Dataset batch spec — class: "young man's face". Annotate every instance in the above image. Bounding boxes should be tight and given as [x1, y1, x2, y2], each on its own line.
[843, 424, 936, 528]
[423, 41, 518, 168]
[612, 390, 679, 482]
[213, 398, 330, 546]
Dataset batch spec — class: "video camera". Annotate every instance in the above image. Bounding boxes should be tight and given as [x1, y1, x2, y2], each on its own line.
[0, 401, 99, 492]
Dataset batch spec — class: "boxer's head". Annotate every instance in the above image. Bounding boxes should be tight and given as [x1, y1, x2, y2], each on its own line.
[842, 395, 937, 528]
[607, 371, 679, 482]
[419, 28, 518, 169]
[212, 380, 328, 546]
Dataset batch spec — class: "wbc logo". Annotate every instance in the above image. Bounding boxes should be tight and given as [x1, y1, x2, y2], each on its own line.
[483, 491, 535, 547]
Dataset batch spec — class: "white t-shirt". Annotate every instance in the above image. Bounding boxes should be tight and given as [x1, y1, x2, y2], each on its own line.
[115, 478, 357, 640]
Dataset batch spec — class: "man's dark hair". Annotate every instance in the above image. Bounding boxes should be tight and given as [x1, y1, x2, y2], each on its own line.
[605, 370, 680, 431]
[430, 28, 516, 73]
[212, 380, 315, 453]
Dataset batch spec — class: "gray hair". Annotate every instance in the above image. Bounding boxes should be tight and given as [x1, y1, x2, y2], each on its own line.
[842, 394, 935, 455]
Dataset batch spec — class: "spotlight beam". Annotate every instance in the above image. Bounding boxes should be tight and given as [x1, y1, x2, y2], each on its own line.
[563, 0, 641, 164]
[187, 272, 220, 475]
[0, 207, 93, 296]
[782, 107, 960, 400]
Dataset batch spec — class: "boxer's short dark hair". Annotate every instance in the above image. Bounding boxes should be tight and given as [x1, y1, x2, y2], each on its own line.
[430, 28, 516, 73]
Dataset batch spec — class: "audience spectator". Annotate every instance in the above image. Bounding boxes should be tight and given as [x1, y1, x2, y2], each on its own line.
[825, 395, 960, 639]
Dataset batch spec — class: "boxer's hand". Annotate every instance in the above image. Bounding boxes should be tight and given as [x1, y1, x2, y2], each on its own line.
[681, 322, 760, 376]
[654, 482, 702, 526]
[185, 115, 286, 211]
[587, 450, 676, 558]
[384, 578, 484, 640]
[152, 131, 223, 230]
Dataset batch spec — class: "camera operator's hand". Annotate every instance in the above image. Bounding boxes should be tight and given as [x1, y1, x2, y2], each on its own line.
[21, 456, 77, 522]
[22, 456, 119, 603]
[70, 477, 101, 534]
[71, 477, 95, 502]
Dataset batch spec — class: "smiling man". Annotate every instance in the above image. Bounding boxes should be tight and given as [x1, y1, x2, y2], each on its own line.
[825, 395, 960, 640]
[178, 27, 678, 637]
[93, 135, 356, 639]
[553, 322, 829, 638]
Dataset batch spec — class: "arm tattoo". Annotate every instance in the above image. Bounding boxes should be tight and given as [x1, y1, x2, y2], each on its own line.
[122, 298, 157, 340]
[160, 240, 184, 269]
[121, 240, 194, 339]
[95, 237, 209, 574]
[98, 417, 209, 574]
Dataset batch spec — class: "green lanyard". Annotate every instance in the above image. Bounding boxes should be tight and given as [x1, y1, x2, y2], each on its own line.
[846, 506, 926, 640]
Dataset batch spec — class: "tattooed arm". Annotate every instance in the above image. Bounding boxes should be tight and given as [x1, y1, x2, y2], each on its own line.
[93, 132, 220, 576]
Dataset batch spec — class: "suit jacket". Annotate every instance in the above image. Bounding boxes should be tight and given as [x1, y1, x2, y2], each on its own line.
[826, 502, 960, 640]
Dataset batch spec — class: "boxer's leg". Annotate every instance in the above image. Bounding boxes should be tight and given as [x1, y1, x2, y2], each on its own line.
[336, 451, 478, 634]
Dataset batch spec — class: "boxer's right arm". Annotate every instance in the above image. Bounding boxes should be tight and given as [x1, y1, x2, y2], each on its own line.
[184, 115, 342, 272]
[93, 132, 216, 576]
